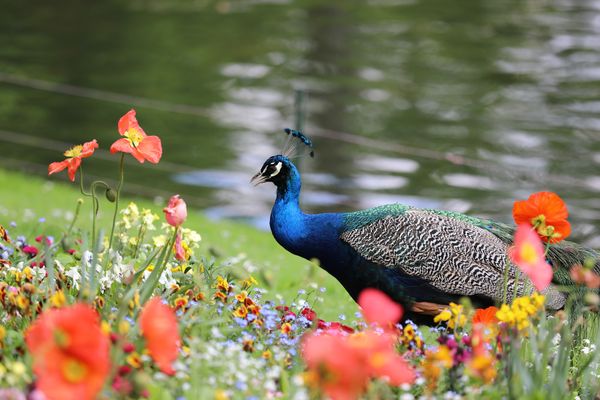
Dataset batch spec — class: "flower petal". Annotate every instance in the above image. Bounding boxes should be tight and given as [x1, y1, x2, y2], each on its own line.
[66, 158, 82, 182]
[137, 136, 162, 164]
[358, 288, 403, 327]
[118, 109, 138, 136]
[510, 224, 553, 291]
[48, 160, 69, 176]
[110, 138, 134, 154]
[80, 139, 99, 158]
[140, 297, 181, 375]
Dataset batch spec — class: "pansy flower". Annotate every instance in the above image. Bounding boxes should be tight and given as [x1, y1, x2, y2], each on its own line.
[110, 109, 162, 163]
[513, 191, 571, 243]
[48, 140, 98, 182]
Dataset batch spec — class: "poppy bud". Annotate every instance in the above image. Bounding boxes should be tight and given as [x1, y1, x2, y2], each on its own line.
[105, 188, 117, 203]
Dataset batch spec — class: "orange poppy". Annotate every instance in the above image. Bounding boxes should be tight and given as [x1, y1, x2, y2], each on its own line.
[513, 191, 571, 243]
[472, 306, 499, 325]
[25, 303, 110, 400]
[110, 109, 162, 163]
[140, 297, 181, 375]
[48, 140, 98, 182]
[302, 329, 415, 400]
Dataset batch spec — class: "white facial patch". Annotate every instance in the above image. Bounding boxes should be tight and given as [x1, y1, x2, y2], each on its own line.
[268, 162, 283, 178]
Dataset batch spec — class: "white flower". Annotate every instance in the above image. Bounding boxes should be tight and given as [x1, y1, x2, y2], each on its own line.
[65, 267, 81, 290]
[552, 333, 561, 346]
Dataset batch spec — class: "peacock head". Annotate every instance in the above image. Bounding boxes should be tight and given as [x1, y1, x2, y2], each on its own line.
[250, 129, 314, 190]
[251, 155, 294, 187]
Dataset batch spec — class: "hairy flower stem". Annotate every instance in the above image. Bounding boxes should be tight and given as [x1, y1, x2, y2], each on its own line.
[133, 225, 146, 259]
[108, 154, 125, 254]
[66, 198, 84, 237]
[89, 181, 111, 256]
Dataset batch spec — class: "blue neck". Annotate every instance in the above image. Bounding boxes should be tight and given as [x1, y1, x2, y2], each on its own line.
[269, 164, 342, 261]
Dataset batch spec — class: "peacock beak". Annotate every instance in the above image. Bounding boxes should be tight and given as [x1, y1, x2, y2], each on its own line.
[250, 172, 269, 186]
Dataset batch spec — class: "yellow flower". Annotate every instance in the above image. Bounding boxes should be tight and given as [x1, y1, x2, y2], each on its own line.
[119, 320, 130, 335]
[235, 291, 248, 303]
[216, 276, 230, 292]
[50, 290, 66, 308]
[233, 305, 248, 319]
[101, 321, 111, 335]
[242, 276, 258, 289]
[215, 390, 229, 400]
[22, 267, 33, 281]
[16, 294, 29, 310]
[422, 345, 453, 392]
[126, 352, 142, 368]
[434, 309, 451, 323]
[281, 322, 292, 335]
[468, 353, 497, 383]
[434, 303, 467, 329]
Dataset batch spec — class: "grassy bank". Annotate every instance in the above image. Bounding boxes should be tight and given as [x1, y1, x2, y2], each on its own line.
[0, 168, 357, 321]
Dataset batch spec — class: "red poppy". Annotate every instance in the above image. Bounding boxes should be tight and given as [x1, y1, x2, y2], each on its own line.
[110, 109, 162, 163]
[472, 306, 499, 325]
[140, 297, 181, 375]
[509, 224, 553, 291]
[48, 140, 98, 182]
[25, 303, 110, 400]
[513, 191, 571, 243]
[358, 288, 403, 328]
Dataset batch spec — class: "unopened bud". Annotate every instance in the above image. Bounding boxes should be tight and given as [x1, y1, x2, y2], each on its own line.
[105, 188, 117, 203]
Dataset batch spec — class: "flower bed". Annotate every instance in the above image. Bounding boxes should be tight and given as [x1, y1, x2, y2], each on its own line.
[0, 110, 599, 400]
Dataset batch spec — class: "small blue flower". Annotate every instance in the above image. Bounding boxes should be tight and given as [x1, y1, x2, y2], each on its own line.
[10, 221, 16, 227]
[38, 217, 46, 223]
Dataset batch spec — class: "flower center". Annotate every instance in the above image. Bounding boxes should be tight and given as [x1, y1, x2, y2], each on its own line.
[62, 358, 88, 383]
[124, 127, 144, 147]
[53, 329, 70, 348]
[519, 242, 539, 264]
[63, 145, 83, 158]
[369, 352, 388, 368]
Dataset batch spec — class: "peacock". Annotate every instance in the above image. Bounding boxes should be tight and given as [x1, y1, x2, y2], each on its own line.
[252, 129, 600, 323]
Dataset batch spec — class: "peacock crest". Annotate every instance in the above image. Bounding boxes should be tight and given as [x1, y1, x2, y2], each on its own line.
[282, 128, 314, 159]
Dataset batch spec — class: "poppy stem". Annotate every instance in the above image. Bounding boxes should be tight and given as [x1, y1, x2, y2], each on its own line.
[108, 154, 125, 254]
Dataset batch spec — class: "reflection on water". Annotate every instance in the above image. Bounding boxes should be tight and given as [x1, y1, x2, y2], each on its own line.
[1, 0, 600, 245]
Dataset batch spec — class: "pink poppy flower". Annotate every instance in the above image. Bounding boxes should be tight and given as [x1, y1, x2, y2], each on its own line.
[509, 224, 553, 291]
[163, 195, 187, 227]
[358, 288, 403, 328]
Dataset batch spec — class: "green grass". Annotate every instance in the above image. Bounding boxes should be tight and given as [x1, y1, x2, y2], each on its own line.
[0, 168, 358, 321]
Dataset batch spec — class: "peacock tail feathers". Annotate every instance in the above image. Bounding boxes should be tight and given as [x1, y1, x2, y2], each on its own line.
[340, 206, 600, 310]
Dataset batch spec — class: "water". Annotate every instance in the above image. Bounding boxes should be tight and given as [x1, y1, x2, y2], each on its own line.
[1, 0, 599, 245]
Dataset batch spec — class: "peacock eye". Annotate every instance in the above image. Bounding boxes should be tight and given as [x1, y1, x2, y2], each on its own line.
[264, 162, 283, 178]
